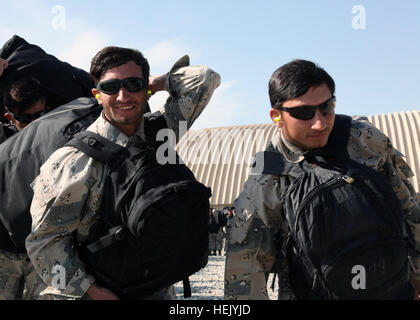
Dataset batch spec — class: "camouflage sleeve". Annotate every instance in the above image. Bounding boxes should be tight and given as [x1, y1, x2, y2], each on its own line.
[159, 55, 221, 141]
[382, 141, 420, 279]
[352, 118, 420, 279]
[224, 173, 286, 300]
[25, 147, 102, 298]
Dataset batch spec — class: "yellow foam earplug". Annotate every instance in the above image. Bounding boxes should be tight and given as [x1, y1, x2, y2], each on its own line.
[274, 116, 281, 122]
[147, 90, 152, 95]
[95, 94, 100, 99]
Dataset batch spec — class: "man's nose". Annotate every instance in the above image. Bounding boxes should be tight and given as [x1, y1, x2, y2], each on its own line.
[115, 86, 130, 101]
[311, 109, 327, 131]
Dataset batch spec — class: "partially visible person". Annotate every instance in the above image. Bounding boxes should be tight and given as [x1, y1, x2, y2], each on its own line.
[222, 207, 235, 255]
[209, 208, 219, 256]
[0, 77, 49, 300]
[209, 208, 227, 256]
[0, 36, 96, 300]
[3, 77, 48, 131]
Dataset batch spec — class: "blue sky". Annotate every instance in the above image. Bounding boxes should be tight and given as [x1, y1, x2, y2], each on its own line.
[1, 0, 419, 129]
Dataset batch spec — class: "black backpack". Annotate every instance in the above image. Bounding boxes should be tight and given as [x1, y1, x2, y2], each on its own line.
[255, 115, 414, 300]
[66, 130, 211, 299]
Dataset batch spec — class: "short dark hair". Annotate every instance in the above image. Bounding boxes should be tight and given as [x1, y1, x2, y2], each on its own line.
[90, 46, 150, 85]
[3, 77, 47, 114]
[269, 59, 335, 109]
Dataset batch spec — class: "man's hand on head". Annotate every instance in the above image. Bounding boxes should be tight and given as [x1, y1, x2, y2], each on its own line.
[147, 73, 168, 100]
[0, 58, 8, 77]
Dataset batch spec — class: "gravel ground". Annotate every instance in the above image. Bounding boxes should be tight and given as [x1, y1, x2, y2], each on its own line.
[174, 254, 278, 300]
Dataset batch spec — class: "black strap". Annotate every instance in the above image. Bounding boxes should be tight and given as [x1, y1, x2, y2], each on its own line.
[86, 225, 128, 253]
[65, 131, 129, 165]
[252, 151, 303, 178]
[63, 102, 103, 139]
[144, 111, 168, 143]
[320, 114, 352, 159]
[183, 278, 192, 298]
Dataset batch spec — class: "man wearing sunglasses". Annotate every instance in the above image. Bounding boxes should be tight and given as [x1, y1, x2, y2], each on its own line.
[225, 59, 420, 300]
[0, 76, 50, 300]
[25, 46, 220, 300]
[0, 77, 47, 144]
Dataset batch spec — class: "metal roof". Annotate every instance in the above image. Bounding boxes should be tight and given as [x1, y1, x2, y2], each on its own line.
[177, 110, 420, 208]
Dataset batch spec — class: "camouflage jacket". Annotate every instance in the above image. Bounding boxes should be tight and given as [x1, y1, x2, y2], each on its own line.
[225, 116, 420, 300]
[25, 57, 220, 299]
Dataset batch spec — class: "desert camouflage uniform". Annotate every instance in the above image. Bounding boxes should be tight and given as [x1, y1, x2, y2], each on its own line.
[25, 56, 220, 300]
[0, 249, 46, 299]
[225, 116, 420, 300]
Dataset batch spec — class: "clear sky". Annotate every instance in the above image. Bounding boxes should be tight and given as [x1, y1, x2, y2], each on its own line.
[1, 0, 419, 129]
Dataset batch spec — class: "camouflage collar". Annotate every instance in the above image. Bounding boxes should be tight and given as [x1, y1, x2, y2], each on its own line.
[271, 129, 305, 163]
[87, 112, 146, 148]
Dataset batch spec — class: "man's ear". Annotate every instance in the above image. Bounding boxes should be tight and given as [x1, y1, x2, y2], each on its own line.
[269, 108, 283, 128]
[4, 112, 15, 124]
[92, 88, 102, 104]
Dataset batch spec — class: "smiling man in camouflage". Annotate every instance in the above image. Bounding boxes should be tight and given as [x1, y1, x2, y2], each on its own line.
[25, 46, 220, 300]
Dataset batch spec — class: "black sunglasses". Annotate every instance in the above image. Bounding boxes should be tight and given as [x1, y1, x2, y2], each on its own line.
[96, 77, 148, 95]
[277, 96, 336, 120]
[12, 110, 47, 123]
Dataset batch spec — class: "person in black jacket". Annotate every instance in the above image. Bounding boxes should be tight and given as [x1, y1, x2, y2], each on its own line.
[0, 77, 49, 299]
[0, 35, 95, 300]
[2, 77, 48, 131]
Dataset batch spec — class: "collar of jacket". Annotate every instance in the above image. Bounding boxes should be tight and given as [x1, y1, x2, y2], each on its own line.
[271, 129, 305, 164]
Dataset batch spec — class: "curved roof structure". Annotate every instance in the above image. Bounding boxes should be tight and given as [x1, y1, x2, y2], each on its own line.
[177, 110, 420, 208]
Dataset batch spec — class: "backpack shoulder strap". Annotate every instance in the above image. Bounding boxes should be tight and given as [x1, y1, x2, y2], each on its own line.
[143, 111, 168, 143]
[251, 149, 303, 178]
[319, 114, 352, 158]
[65, 131, 129, 165]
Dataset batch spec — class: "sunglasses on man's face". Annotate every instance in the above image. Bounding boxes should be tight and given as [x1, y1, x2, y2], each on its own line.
[277, 96, 336, 120]
[96, 77, 147, 95]
[12, 109, 47, 123]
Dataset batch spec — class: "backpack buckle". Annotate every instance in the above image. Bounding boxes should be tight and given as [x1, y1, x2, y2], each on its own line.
[342, 175, 355, 184]
[114, 226, 127, 241]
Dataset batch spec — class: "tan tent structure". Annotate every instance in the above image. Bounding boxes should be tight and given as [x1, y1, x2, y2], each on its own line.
[177, 110, 420, 209]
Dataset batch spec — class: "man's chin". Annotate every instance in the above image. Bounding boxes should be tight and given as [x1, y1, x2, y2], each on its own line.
[303, 139, 329, 150]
